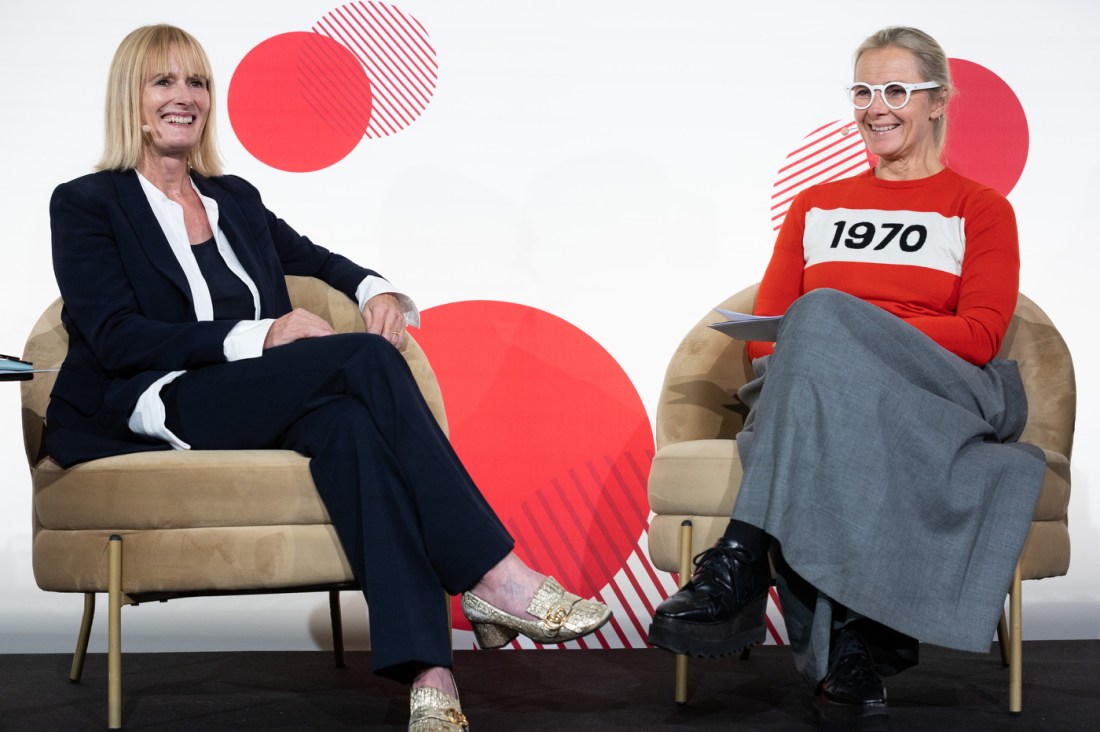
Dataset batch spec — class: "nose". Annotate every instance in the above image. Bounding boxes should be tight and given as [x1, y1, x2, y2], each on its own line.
[173, 80, 197, 105]
[865, 88, 890, 113]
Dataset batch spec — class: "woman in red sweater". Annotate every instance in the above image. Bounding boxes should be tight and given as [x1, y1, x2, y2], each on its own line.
[649, 27, 1045, 728]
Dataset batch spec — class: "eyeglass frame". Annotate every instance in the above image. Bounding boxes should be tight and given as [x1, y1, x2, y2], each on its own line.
[845, 81, 942, 110]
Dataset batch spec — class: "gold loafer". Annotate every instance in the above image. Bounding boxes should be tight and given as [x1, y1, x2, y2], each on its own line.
[409, 685, 469, 732]
[461, 576, 612, 649]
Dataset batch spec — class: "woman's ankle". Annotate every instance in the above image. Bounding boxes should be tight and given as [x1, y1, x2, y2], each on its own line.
[412, 666, 457, 697]
[468, 552, 545, 619]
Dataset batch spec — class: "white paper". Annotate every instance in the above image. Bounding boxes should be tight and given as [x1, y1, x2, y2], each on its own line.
[707, 308, 782, 341]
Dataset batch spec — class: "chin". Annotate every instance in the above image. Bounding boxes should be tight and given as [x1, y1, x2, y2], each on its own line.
[866, 144, 902, 161]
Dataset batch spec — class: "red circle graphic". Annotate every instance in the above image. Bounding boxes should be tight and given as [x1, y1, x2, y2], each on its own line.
[942, 58, 1029, 196]
[413, 301, 654, 632]
[228, 32, 373, 172]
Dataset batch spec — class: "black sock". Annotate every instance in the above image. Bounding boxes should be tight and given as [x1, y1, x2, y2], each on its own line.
[722, 519, 769, 556]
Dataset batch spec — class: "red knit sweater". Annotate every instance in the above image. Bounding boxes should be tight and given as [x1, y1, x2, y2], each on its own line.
[748, 168, 1019, 366]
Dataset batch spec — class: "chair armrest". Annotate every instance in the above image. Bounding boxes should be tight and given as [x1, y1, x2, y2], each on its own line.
[654, 283, 760, 449]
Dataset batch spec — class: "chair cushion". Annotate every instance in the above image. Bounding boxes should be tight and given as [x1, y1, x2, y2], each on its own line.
[647, 439, 742, 516]
[1019, 521, 1070, 580]
[33, 452, 328, 531]
[30, 451, 354, 595]
[647, 515, 729, 574]
[1033, 450, 1070, 523]
[647, 438, 744, 575]
[647, 443, 1071, 579]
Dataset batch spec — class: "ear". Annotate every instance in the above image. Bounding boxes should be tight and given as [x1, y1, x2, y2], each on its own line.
[929, 88, 950, 121]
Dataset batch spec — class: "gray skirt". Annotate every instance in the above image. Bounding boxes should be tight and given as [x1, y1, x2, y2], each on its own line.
[731, 289, 1046, 685]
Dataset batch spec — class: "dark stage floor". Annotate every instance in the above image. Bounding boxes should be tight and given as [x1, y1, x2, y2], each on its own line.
[2, 642, 1097, 730]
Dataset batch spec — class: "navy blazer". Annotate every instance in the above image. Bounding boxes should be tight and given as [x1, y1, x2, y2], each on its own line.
[46, 170, 378, 468]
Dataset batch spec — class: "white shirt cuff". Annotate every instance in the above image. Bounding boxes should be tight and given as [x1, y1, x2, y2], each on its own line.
[128, 371, 191, 450]
[356, 275, 420, 328]
[224, 319, 275, 361]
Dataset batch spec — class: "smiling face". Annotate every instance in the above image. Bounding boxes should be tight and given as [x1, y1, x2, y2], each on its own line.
[139, 50, 210, 165]
[853, 46, 947, 179]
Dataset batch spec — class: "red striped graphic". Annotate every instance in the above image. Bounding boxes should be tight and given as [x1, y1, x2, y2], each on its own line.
[770, 121, 873, 231]
[314, 1, 438, 139]
[296, 54, 366, 138]
[449, 528, 786, 651]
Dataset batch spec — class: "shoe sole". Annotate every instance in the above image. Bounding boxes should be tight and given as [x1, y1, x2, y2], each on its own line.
[647, 594, 767, 658]
[815, 695, 891, 731]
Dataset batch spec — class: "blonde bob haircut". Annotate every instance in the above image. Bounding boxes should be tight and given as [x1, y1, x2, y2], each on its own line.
[97, 24, 223, 176]
[855, 26, 954, 152]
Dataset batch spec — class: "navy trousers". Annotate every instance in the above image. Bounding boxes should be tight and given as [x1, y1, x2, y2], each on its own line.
[161, 332, 514, 681]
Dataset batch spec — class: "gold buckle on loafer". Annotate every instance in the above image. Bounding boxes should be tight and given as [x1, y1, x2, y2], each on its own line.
[544, 606, 568, 631]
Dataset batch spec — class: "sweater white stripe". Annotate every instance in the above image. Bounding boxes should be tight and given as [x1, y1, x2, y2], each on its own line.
[804, 207, 965, 276]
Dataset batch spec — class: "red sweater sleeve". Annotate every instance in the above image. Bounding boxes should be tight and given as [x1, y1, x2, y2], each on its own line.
[903, 190, 1019, 365]
[747, 194, 808, 361]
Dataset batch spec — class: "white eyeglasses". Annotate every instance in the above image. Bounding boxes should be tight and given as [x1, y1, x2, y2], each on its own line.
[846, 81, 941, 110]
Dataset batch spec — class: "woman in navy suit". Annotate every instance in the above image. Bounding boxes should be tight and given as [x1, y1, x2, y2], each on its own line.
[48, 24, 610, 731]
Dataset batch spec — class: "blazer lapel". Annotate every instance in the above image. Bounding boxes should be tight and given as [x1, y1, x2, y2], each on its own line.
[193, 175, 278, 313]
[111, 171, 196, 310]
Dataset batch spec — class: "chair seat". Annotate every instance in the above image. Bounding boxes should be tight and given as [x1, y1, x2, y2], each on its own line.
[33, 451, 329, 530]
[1020, 447, 1071, 580]
[647, 441, 1071, 578]
[30, 451, 354, 594]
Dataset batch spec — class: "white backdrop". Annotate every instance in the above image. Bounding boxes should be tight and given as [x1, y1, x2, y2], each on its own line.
[1, 0, 1096, 654]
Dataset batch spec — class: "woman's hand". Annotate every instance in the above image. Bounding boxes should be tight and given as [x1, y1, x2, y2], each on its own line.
[363, 293, 406, 348]
[263, 308, 337, 349]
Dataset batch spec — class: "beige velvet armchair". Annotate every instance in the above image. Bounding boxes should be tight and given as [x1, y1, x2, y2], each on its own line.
[21, 275, 449, 729]
[646, 283, 1074, 713]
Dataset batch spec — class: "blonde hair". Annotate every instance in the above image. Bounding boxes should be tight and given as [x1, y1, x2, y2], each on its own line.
[855, 27, 953, 151]
[97, 24, 223, 176]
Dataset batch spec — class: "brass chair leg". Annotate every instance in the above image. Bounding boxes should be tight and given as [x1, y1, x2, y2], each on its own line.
[108, 535, 123, 730]
[70, 593, 96, 682]
[1009, 561, 1023, 715]
[674, 520, 693, 705]
[329, 590, 346, 668]
[996, 609, 1010, 667]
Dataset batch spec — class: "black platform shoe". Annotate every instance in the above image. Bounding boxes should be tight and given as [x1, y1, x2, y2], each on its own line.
[815, 626, 890, 731]
[647, 537, 770, 657]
